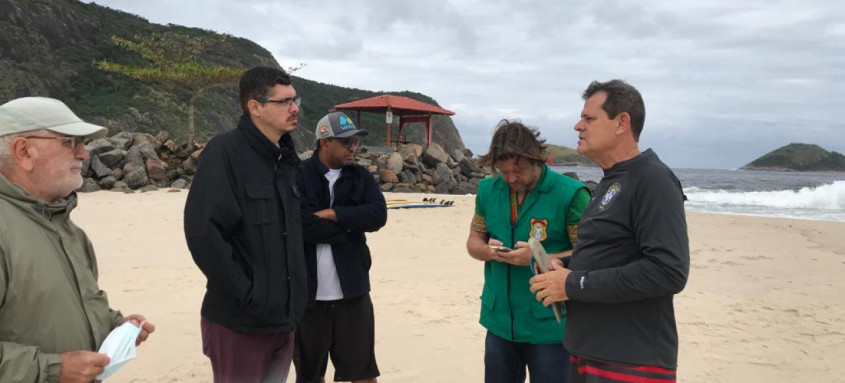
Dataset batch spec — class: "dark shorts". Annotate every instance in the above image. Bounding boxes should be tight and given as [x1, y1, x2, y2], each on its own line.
[293, 294, 379, 383]
[201, 316, 294, 383]
[568, 355, 677, 383]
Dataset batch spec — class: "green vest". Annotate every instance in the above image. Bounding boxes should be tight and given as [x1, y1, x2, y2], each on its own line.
[474, 165, 587, 344]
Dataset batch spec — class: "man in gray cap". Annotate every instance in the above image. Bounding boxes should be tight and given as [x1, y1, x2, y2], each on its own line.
[293, 112, 387, 383]
[0, 97, 155, 383]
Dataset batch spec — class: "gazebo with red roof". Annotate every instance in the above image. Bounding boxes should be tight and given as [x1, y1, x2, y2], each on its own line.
[330, 94, 455, 147]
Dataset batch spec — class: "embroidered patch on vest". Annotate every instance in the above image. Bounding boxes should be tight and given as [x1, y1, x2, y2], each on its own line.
[599, 183, 622, 211]
[566, 225, 579, 247]
[471, 214, 488, 233]
[529, 218, 548, 241]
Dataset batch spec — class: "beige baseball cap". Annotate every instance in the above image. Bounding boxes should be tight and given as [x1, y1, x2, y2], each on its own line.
[0, 97, 108, 139]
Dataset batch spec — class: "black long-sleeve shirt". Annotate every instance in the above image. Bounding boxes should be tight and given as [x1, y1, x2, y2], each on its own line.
[564, 149, 689, 368]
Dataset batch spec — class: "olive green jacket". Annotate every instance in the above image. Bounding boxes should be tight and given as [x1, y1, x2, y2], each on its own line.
[0, 173, 122, 382]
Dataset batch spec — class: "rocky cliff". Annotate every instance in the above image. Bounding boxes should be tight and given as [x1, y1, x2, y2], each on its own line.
[0, 0, 466, 153]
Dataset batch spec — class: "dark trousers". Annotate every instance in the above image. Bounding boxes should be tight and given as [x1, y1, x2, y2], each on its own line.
[485, 331, 569, 383]
[201, 316, 295, 383]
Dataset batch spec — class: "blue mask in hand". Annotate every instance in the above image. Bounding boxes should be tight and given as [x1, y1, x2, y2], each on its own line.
[96, 321, 143, 380]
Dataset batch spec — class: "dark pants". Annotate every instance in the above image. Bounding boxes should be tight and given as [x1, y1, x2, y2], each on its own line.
[485, 331, 569, 383]
[201, 317, 295, 383]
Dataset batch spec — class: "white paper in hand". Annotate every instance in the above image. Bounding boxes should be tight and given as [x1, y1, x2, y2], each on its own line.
[96, 321, 143, 380]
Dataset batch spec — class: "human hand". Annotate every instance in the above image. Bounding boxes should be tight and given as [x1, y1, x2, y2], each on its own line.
[484, 238, 507, 262]
[497, 241, 531, 266]
[313, 209, 337, 222]
[120, 314, 156, 346]
[529, 263, 571, 306]
[59, 350, 110, 383]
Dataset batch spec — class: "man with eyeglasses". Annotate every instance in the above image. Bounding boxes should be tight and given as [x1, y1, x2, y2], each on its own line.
[466, 120, 590, 383]
[293, 112, 386, 383]
[0, 97, 155, 382]
[184, 66, 307, 382]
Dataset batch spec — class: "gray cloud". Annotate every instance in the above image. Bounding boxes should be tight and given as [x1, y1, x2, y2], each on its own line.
[87, 0, 845, 169]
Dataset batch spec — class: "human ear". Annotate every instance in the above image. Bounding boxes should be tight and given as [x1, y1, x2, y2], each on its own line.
[11, 137, 36, 171]
[247, 99, 262, 117]
[616, 112, 631, 136]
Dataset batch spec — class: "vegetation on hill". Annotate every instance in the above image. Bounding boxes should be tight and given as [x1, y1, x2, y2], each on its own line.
[96, 33, 246, 147]
[0, 0, 466, 153]
[742, 143, 845, 171]
[545, 144, 594, 166]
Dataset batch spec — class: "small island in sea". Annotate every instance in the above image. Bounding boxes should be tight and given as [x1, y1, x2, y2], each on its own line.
[546, 144, 595, 166]
[742, 143, 845, 171]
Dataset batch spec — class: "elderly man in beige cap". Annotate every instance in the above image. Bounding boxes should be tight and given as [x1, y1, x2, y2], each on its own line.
[0, 97, 155, 383]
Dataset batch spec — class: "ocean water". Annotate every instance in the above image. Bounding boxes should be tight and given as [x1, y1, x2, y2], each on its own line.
[551, 166, 845, 222]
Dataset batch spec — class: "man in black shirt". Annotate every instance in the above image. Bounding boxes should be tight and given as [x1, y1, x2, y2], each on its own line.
[529, 80, 689, 383]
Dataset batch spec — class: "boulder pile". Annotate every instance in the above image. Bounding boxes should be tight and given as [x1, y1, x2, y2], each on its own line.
[75, 132, 600, 196]
[301, 142, 491, 195]
[77, 131, 202, 193]
[76, 133, 492, 195]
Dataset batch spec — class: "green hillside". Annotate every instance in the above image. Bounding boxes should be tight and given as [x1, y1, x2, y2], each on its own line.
[545, 144, 594, 166]
[0, 0, 465, 153]
[742, 143, 845, 171]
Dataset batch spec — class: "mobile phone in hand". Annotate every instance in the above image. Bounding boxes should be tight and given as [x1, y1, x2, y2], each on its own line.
[490, 245, 513, 252]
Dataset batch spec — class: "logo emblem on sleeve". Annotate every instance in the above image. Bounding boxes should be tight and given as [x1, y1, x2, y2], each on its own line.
[599, 183, 622, 211]
[529, 218, 548, 241]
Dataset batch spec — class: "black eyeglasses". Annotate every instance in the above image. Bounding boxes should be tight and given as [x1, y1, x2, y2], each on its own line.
[25, 135, 84, 150]
[329, 136, 361, 148]
[256, 96, 301, 108]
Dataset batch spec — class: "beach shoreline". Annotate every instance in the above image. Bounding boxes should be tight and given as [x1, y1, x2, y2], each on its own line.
[74, 190, 845, 383]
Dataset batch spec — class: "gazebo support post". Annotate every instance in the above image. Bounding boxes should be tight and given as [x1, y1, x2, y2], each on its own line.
[425, 115, 432, 146]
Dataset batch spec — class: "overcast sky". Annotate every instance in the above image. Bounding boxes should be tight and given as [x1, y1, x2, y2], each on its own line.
[87, 0, 845, 169]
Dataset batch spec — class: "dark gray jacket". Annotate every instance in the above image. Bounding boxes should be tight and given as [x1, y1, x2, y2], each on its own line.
[565, 149, 689, 368]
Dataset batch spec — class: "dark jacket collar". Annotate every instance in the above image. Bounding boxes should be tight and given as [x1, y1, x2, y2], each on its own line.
[237, 115, 301, 166]
[604, 148, 654, 175]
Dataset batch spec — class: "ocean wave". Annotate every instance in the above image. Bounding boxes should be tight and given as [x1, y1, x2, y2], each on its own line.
[684, 181, 845, 211]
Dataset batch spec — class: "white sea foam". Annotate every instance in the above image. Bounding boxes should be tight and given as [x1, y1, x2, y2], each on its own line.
[684, 181, 845, 221]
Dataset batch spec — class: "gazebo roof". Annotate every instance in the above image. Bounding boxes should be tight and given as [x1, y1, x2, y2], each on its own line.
[330, 94, 455, 115]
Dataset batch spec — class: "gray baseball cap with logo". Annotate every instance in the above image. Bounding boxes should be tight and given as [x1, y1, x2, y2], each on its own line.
[0, 97, 108, 139]
[314, 112, 369, 139]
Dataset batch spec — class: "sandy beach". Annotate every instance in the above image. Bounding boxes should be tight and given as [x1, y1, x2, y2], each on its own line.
[72, 190, 845, 382]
